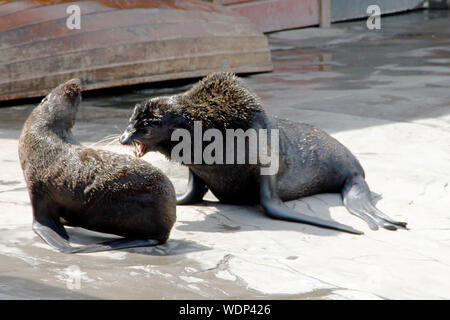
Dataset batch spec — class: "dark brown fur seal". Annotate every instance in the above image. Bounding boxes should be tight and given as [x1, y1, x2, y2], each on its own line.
[119, 72, 407, 234]
[18, 79, 176, 253]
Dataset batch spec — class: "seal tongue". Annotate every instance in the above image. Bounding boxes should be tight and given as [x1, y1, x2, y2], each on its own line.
[135, 143, 146, 158]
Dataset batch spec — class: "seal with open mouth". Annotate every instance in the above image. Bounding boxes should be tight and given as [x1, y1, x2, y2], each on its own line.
[119, 72, 407, 234]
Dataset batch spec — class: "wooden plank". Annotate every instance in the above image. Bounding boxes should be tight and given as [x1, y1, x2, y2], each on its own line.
[320, 0, 331, 28]
[217, 0, 249, 4]
[0, 1, 108, 32]
[0, 14, 260, 64]
[331, 0, 423, 22]
[0, 6, 253, 49]
[0, 0, 76, 17]
[0, 51, 272, 101]
[0, 0, 273, 101]
[0, 0, 226, 32]
[1, 36, 269, 80]
[218, 0, 319, 33]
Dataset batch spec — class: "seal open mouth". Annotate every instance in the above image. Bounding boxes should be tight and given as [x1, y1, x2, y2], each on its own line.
[133, 142, 147, 158]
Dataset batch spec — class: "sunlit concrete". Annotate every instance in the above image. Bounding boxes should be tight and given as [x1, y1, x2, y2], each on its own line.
[0, 10, 449, 299]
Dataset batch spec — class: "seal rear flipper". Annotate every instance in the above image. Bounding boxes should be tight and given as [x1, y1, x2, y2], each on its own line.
[259, 175, 363, 235]
[176, 169, 208, 205]
[65, 238, 162, 254]
[342, 175, 408, 231]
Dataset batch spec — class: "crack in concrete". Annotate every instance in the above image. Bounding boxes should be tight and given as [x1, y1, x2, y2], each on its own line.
[194, 254, 233, 274]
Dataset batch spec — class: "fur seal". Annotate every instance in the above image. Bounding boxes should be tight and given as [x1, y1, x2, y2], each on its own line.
[119, 72, 407, 234]
[18, 79, 176, 253]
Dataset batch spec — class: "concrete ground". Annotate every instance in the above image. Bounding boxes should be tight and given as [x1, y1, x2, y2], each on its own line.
[0, 10, 449, 299]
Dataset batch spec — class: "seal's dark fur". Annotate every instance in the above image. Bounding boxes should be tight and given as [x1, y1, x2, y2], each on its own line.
[19, 79, 176, 253]
[120, 72, 407, 233]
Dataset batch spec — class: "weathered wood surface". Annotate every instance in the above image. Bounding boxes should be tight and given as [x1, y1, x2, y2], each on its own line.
[0, 0, 272, 101]
[217, 0, 320, 33]
[218, 0, 424, 32]
[330, 0, 424, 22]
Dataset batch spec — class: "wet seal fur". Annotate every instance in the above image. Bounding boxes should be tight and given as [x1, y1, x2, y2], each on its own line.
[120, 72, 407, 234]
[18, 79, 176, 253]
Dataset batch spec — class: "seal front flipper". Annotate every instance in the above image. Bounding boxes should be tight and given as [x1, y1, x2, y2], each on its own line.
[342, 175, 408, 231]
[259, 175, 363, 235]
[176, 169, 208, 205]
[32, 218, 73, 253]
[32, 219, 163, 253]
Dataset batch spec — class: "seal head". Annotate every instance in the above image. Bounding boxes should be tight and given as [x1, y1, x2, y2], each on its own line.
[119, 72, 266, 158]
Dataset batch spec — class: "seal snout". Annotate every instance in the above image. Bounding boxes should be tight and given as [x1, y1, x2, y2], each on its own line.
[119, 130, 134, 145]
[62, 78, 82, 100]
[119, 130, 148, 158]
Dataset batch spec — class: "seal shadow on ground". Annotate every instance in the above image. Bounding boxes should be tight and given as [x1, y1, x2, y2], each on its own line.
[65, 228, 211, 256]
[176, 192, 383, 237]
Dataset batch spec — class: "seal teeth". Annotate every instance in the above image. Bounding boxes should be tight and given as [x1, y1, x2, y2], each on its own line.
[132, 141, 139, 158]
[132, 142, 146, 158]
[137, 143, 146, 158]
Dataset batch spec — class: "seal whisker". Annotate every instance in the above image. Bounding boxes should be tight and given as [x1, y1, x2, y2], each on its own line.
[113, 125, 124, 134]
[87, 134, 121, 147]
[88, 136, 117, 146]
[104, 138, 121, 147]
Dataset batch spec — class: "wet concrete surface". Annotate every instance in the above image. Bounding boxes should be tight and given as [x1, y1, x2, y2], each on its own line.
[0, 10, 449, 299]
